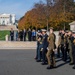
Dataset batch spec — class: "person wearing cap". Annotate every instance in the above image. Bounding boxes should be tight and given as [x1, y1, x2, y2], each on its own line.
[36, 30, 43, 62]
[41, 29, 48, 65]
[46, 27, 56, 69]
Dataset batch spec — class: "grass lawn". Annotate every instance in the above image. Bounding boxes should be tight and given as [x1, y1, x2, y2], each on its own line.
[0, 30, 10, 40]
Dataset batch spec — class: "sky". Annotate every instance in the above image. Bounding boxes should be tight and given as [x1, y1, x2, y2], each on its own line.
[0, 0, 44, 20]
[0, 0, 75, 20]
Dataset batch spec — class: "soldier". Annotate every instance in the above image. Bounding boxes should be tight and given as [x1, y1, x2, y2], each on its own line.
[60, 30, 65, 60]
[68, 31, 74, 65]
[36, 30, 43, 62]
[41, 29, 48, 65]
[71, 32, 75, 69]
[46, 27, 56, 69]
[63, 32, 68, 61]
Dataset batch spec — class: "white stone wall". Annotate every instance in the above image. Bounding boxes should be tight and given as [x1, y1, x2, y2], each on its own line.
[54, 31, 59, 46]
[70, 25, 75, 31]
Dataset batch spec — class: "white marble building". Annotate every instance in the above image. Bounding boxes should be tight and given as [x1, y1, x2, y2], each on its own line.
[0, 13, 16, 25]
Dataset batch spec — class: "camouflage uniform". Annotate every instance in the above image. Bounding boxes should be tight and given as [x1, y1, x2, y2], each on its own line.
[46, 33, 56, 67]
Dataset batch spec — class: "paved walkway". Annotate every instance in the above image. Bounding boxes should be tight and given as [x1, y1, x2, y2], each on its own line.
[0, 49, 75, 75]
[0, 41, 37, 49]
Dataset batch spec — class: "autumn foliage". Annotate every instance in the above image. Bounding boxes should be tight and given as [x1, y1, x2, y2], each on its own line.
[18, 0, 75, 30]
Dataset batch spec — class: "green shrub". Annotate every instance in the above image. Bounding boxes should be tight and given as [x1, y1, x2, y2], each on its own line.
[0, 30, 10, 40]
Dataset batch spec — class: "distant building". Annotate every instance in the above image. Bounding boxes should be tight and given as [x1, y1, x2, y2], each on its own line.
[0, 13, 16, 25]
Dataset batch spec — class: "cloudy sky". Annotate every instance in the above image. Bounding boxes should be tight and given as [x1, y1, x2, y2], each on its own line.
[0, 0, 43, 20]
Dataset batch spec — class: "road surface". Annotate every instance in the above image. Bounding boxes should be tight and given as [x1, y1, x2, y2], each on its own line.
[0, 49, 75, 75]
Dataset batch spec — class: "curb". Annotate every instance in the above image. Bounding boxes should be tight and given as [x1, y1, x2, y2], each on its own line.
[0, 47, 36, 50]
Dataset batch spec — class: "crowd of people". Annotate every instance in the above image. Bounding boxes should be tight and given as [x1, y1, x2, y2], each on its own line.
[34, 27, 75, 70]
[10, 28, 36, 41]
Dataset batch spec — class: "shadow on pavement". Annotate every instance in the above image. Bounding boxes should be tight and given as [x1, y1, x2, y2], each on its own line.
[56, 59, 70, 68]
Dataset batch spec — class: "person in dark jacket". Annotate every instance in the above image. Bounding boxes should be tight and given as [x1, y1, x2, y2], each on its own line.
[28, 28, 32, 41]
[61, 30, 65, 60]
[41, 29, 48, 65]
[10, 28, 14, 41]
[36, 30, 43, 62]
[19, 30, 23, 41]
[23, 29, 27, 41]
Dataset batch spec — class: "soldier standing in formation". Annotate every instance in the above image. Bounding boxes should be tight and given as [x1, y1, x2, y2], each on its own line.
[68, 31, 74, 65]
[60, 30, 65, 60]
[57, 30, 75, 69]
[46, 27, 56, 69]
[35, 28, 56, 69]
[35, 27, 75, 70]
[36, 30, 43, 62]
[41, 29, 48, 65]
[72, 33, 75, 69]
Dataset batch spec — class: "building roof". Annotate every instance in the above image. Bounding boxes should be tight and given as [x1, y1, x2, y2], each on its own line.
[69, 21, 75, 25]
[0, 25, 18, 31]
[0, 13, 15, 18]
[0, 13, 10, 17]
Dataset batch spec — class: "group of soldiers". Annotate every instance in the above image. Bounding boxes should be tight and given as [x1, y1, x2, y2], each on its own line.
[35, 27, 75, 70]
[57, 29, 75, 69]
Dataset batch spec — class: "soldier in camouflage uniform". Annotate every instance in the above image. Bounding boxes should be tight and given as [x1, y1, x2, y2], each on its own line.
[63, 32, 69, 61]
[60, 30, 65, 60]
[67, 31, 74, 65]
[46, 27, 56, 69]
[71, 32, 75, 69]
